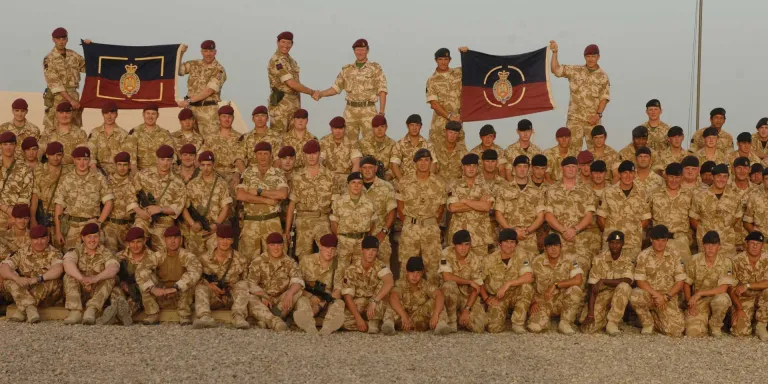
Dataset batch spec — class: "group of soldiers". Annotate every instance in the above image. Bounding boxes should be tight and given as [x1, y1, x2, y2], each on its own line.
[0, 28, 767, 338]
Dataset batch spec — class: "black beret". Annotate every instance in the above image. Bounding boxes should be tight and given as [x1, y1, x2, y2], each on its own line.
[360, 156, 377, 167]
[700, 161, 716, 173]
[745, 231, 765, 243]
[590, 160, 607, 172]
[649, 225, 671, 240]
[406, 257, 424, 272]
[479, 124, 496, 137]
[618, 160, 636, 173]
[461, 153, 479, 165]
[710, 107, 726, 117]
[434, 48, 451, 59]
[667, 126, 684, 137]
[632, 126, 649, 138]
[762, 168, 768, 177]
[406, 114, 422, 125]
[561, 156, 578, 167]
[681, 155, 700, 168]
[702, 127, 719, 138]
[702, 231, 721, 244]
[498, 228, 518, 242]
[543, 233, 561, 247]
[733, 157, 751, 168]
[413, 148, 432, 162]
[607, 230, 625, 242]
[517, 119, 533, 131]
[752, 163, 765, 175]
[665, 163, 683, 176]
[591, 125, 607, 137]
[347, 172, 363, 183]
[452, 229, 471, 245]
[646, 99, 661, 108]
[737, 132, 753, 143]
[445, 121, 462, 131]
[513, 155, 530, 166]
[362, 235, 380, 249]
[531, 154, 548, 167]
[756, 117, 768, 128]
[481, 149, 498, 161]
[635, 146, 652, 157]
[711, 163, 729, 175]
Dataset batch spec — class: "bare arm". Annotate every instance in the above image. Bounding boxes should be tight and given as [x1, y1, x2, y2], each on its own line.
[284, 79, 314, 95]
[374, 273, 394, 301]
[378, 92, 387, 115]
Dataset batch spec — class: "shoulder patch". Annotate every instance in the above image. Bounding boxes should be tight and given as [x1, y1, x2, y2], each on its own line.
[523, 260, 529, 266]
[680, 259, 684, 266]
[440, 259, 447, 265]
[343, 277, 349, 284]
[573, 262, 579, 268]
[276, 63, 283, 70]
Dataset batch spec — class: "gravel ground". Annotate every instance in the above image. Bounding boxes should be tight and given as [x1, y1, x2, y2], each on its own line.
[1, 320, 767, 384]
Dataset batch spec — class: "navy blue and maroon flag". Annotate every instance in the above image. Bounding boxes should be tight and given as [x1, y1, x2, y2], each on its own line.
[80, 41, 182, 109]
[460, 47, 555, 122]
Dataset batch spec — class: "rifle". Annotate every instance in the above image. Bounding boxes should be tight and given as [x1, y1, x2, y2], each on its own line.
[136, 190, 163, 223]
[187, 205, 211, 232]
[304, 281, 335, 304]
[202, 250, 233, 293]
[118, 259, 143, 308]
[287, 208, 298, 261]
[35, 200, 53, 227]
[376, 160, 387, 180]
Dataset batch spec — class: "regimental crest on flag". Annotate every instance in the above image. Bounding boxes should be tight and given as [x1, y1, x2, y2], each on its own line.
[119, 64, 141, 98]
[491, 70, 513, 105]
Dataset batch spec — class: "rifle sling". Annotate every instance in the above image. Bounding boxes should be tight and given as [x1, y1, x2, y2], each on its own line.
[45, 165, 64, 214]
[0, 159, 16, 197]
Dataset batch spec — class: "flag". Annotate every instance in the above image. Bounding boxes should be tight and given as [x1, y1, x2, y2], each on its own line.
[80, 41, 182, 109]
[460, 47, 555, 122]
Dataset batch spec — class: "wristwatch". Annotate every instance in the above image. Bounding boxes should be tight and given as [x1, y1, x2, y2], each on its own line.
[371, 298, 378, 304]
[173, 283, 181, 291]
[380, 228, 389, 234]
[257, 188, 263, 196]
[746, 283, 752, 290]
[554, 282, 560, 289]
[37, 275, 44, 284]
[464, 305, 471, 311]
[447, 112, 453, 119]
[184, 95, 191, 102]
[597, 112, 603, 118]
[664, 293, 672, 301]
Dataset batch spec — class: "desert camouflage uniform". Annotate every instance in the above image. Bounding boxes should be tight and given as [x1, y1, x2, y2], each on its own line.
[751, 134, 768, 159]
[438, 247, 488, 332]
[690, 128, 734, 153]
[267, 51, 301, 133]
[362, 178, 397, 265]
[589, 145, 620, 183]
[527, 254, 585, 330]
[635, 171, 664, 198]
[32, 163, 70, 231]
[447, 178, 494, 256]
[578, 250, 634, 333]
[331, 194, 376, 264]
[240, 129, 281, 167]
[112, 249, 158, 314]
[503, 142, 543, 168]
[135, 248, 202, 319]
[544, 181, 597, 270]
[495, 182, 545, 255]
[469, 144, 508, 170]
[289, 166, 334, 260]
[87, 124, 132, 175]
[185, 174, 232, 256]
[297, 253, 346, 329]
[247, 252, 304, 328]
[743, 188, 768, 239]
[179, 59, 227, 138]
[127, 124, 174, 170]
[0, 121, 40, 159]
[280, 130, 318, 169]
[649, 187, 694, 264]
[695, 148, 729, 167]
[543, 146, 579, 182]
[729, 180, 755, 252]
[332, 61, 388, 140]
[597, 183, 651, 259]
[171, 130, 204, 158]
[425, 67, 464, 149]
[42, 48, 85, 129]
[201, 132, 245, 185]
[432, 144, 467, 184]
[629, 247, 687, 337]
[642, 121, 671, 153]
[584, 185, 607, 257]
[684, 252, 737, 337]
[553, 65, 610, 151]
[384, 278, 448, 330]
[134, 168, 186, 252]
[0, 229, 30, 253]
[196, 248, 249, 320]
[54, 169, 113, 249]
[319, 134, 362, 196]
[63, 244, 117, 313]
[359, 135, 396, 179]
[102, 172, 138, 253]
[689, 186, 744, 258]
[390, 135, 436, 182]
[2, 245, 63, 312]
[730, 251, 768, 336]
[237, 166, 287, 261]
[340, 257, 392, 330]
[652, 148, 688, 174]
[727, 150, 762, 169]
[483, 249, 534, 332]
[39, 126, 87, 165]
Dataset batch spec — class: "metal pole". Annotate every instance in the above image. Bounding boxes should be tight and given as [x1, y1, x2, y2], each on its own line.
[695, 0, 703, 130]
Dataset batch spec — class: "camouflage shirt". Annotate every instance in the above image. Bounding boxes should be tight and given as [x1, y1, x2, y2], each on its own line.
[695, 148, 729, 166]
[503, 142, 543, 166]
[447, 178, 495, 246]
[128, 124, 173, 170]
[171, 130, 205, 159]
[587, 250, 634, 285]
[43, 48, 85, 94]
[425, 67, 462, 114]
[596, 183, 651, 251]
[359, 136, 396, 171]
[634, 171, 664, 198]
[633, 247, 687, 292]
[330, 193, 376, 233]
[649, 187, 693, 236]
[392, 279, 440, 312]
[319, 134, 362, 174]
[589, 145, 620, 182]
[0, 120, 40, 159]
[332, 61, 388, 102]
[652, 147, 688, 174]
[87, 124, 133, 174]
[531, 254, 584, 296]
[268, 51, 300, 94]
[553, 65, 610, 124]
[238, 166, 288, 215]
[240, 129, 281, 167]
[438, 246, 485, 295]
[201, 131, 245, 176]
[743, 188, 768, 232]
[495, 182, 545, 228]
[136, 248, 202, 292]
[200, 249, 248, 286]
[469, 143, 508, 167]
[543, 146, 579, 182]
[54, 169, 114, 218]
[248, 253, 304, 297]
[685, 252, 737, 291]
[63, 244, 119, 276]
[179, 59, 226, 102]
[396, 173, 447, 219]
[187, 174, 232, 222]
[280, 130, 318, 169]
[690, 127, 734, 153]
[642, 121, 671, 152]
[108, 172, 139, 220]
[689, 186, 744, 247]
[0, 158, 34, 208]
[433, 144, 467, 184]
[299, 253, 344, 294]
[1, 244, 61, 277]
[32, 163, 72, 214]
[751, 134, 768, 159]
[543, 180, 596, 228]
[289, 166, 334, 213]
[361, 178, 396, 230]
[39, 125, 88, 164]
[482, 249, 533, 295]
[135, 168, 187, 219]
[340, 258, 392, 298]
[731, 251, 768, 299]
[390, 135, 435, 179]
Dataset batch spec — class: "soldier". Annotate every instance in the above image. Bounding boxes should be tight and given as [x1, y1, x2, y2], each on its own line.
[390, 114, 436, 183]
[750, 163, 764, 187]
[277, 146, 296, 180]
[62, 223, 119, 325]
[699, 161, 716, 188]
[438, 230, 488, 333]
[266, 32, 315, 133]
[359, 115, 396, 181]
[587, 125, 619, 183]
[171, 108, 204, 160]
[382, 256, 451, 335]
[684, 231, 736, 337]
[128, 104, 173, 171]
[433, 121, 467, 184]
[194, 225, 250, 329]
[202, 105, 246, 191]
[53, 146, 113, 249]
[577, 150, 593, 185]
[752, 117, 768, 161]
[294, 234, 346, 335]
[0, 98, 40, 159]
[30, 142, 69, 231]
[634, 146, 664, 197]
[426, 47, 467, 149]
[690, 164, 743, 258]
[313, 38, 388, 140]
[696, 127, 729, 165]
[42, 28, 86, 130]
[112, 226, 159, 325]
[175, 144, 199, 184]
[730, 157, 754, 253]
[340, 235, 395, 333]
[618, 126, 654, 166]
[0, 204, 31, 253]
[630, 225, 687, 336]
[131, 226, 202, 326]
[21, 137, 39, 171]
[359, 156, 397, 267]
[744, 168, 768, 234]
[653, 126, 687, 174]
[479, 229, 534, 334]
[597, 160, 651, 259]
[470, 125, 507, 176]
[447, 153, 494, 256]
[579, 231, 633, 335]
[39, 102, 87, 165]
[680, 156, 705, 191]
[585, 160, 608, 260]
[133, 145, 186, 252]
[527, 234, 585, 334]
[182, 151, 232, 256]
[176, 40, 227, 138]
[544, 127, 578, 182]
[396, 148, 446, 276]
[86, 102, 131, 176]
[236, 142, 288, 261]
[549, 41, 610, 151]
[729, 132, 762, 168]
[102, 152, 139, 253]
[284, 140, 334, 260]
[503, 119, 543, 179]
[480, 150, 506, 192]
[730, 231, 768, 340]
[320, 116, 362, 196]
[641, 99, 670, 152]
[495, 155, 546, 255]
[280, 109, 318, 170]
[331, 172, 376, 264]
[690, 107, 734, 153]
[649, 163, 694, 265]
[0, 225, 63, 323]
[241, 106, 281, 168]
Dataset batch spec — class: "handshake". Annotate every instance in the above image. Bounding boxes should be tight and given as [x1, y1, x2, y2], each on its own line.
[310, 89, 323, 101]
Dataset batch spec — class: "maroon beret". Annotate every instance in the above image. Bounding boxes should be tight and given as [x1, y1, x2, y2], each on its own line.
[372, 115, 387, 128]
[201, 40, 216, 50]
[254, 141, 272, 153]
[319, 234, 338, 248]
[51, 27, 68, 38]
[303, 140, 320, 154]
[277, 146, 296, 158]
[180, 143, 197, 154]
[277, 31, 294, 42]
[216, 224, 235, 238]
[163, 226, 182, 237]
[584, 44, 600, 56]
[11, 98, 28, 110]
[143, 103, 159, 112]
[329, 116, 346, 129]
[11, 204, 30, 218]
[252, 105, 268, 115]
[30, 225, 48, 239]
[577, 150, 594, 164]
[45, 141, 63, 155]
[56, 101, 73, 112]
[293, 109, 308, 119]
[555, 127, 571, 138]
[80, 223, 100, 236]
[71, 146, 91, 158]
[218, 105, 234, 115]
[352, 38, 369, 49]
[198, 151, 214, 162]
[101, 101, 118, 114]
[155, 144, 175, 158]
[114, 151, 130, 163]
[0, 131, 16, 144]
[266, 232, 284, 244]
[21, 137, 38, 150]
[178, 108, 194, 120]
[125, 227, 145, 242]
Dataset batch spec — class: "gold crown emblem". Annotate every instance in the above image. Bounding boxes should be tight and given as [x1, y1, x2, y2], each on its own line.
[497, 70, 510, 81]
[124, 63, 138, 73]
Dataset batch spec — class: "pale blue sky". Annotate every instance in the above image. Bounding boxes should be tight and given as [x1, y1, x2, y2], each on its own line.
[2, 0, 766, 149]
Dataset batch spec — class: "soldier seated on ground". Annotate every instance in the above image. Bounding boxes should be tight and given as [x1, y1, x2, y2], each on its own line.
[112, 226, 159, 325]
[729, 231, 768, 340]
[340, 236, 395, 334]
[0, 225, 63, 323]
[439, 230, 488, 333]
[294, 234, 346, 335]
[382, 256, 451, 335]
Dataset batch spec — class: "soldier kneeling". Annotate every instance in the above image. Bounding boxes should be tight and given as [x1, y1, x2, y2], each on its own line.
[294, 234, 346, 335]
[440, 230, 488, 333]
[730, 231, 768, 340]
[340, 236, 394, 333]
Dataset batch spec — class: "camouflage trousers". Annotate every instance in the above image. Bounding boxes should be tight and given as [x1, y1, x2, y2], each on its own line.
[44, 88, 82, 130]
[248, 289, 301, 329]
[528, 286, 585, 330]
[730, 290, 768, 337]
[630, 288, 684, 337]
[398, 222, 442, 284]
[487, 283, 534, 333]
[343, 104, 377, 141]
[579, 283, 632, 333]
[142, 279, 194, 318]
[338, 235, 363, 265]
[429, 113, 465, 152]
[191, 104, 219, 139]
[378, 236, 393, 267]
[103, 221, 131, 253]
[565, 117, 595, 152]
[384, 298, 448, 331]
[583, 228, 603, 262]
[269, 93, 300, 133]
[516, 231, 540, 256]
[331, 172, 348, 198]
[182, 224, 216, 258]
[296, 295, 345, 329]
[64, 220, 93, 251]
[135, 217, 175, 252]
[4, 279, 62, 312]
[342, 296, 388, 330]
[442, 281, 488, 333]
[63, 275, 115, 312]
[195, 280, 249, 319]
[295, 214, 331, 261]
[684, 293, 732, 337]
[239, 217, 283, 263]
[562, 232, 595, 270]
[668, 233, 693, 266]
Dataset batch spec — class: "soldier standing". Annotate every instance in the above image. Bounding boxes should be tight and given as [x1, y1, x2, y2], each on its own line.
[695, 128, 729, 165]
[389, 114, 436, 183]
[182, 151, 232, 256]
[690, 108, 734, 153]
[641, 99, 670, 152]
[331, 172, 376, 265]
[0, 132, 33, 230]
[689, 164, 743, 258]
[171, 109, 204, 160]
[128, 104, 173, 171]
[359, 115, 396, 181]
[42, 28, 86, 130]
[339, 236, 395, 333]
[744, 168, 768, 234]
[649, 163, 694, 265]
[241, 106, 281, 168]
[294, 234, 346, 335]
[266, 32, 316, 133]
[634, 146, 664, 197]
[653, 127, 687, 174]
[729, 231, 768, 340]
[446, 153, 494, 256]
[102, 152, 139, 253]
[87, 102, 131, 176]
[280, 109, 318, 170]
[202, 105, 246, 191]
[39, 102, 87, 165]
[503, 119, 542, 180]
[30, 142, 69, 231]
[176, 40, 227, 138]
[587, 125, 619, 183]
[0, 99, 40, 159]
[495, 155, 546, 256]
[432, 121, 467, 184]
[426, 47, 468, 150]
[543, 128, 578, 182]
[359, 156, 397, 267]
[319, 116, 362, 196]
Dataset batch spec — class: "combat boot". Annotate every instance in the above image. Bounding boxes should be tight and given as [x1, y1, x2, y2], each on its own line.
[25, 306, 40, 324]
[448, 322, 459, 333]
[511, 324, 527, 334]
[193, 315, 216, 329]
[82, 307, 97, 325]
[606, 321, 620, 336]
[319, 314, 344, 336]
[293, 308, 318, 335]
[9, 307, 26, 322]
[756, 322, 768, 341]
[115, 298, 133, 326]
[710, 327, 723, 338]
[528, 323, 543, 333]
[641, 326, 654, 335]
[381, 319, 396, 335]
[179, 315, 192, 326]
[434, 320, 452, 335]
[558, 320, 576, 335]
[63, 310, 83, 325]
[272, 318, 289, 332]
[367, 319, 380, 334]
[142, 313, 160, 325]
[232, 314, 250, 330]
[96, 303, 118, 325]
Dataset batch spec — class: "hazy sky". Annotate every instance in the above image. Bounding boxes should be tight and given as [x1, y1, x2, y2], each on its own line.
[2, 0, 766, 149]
